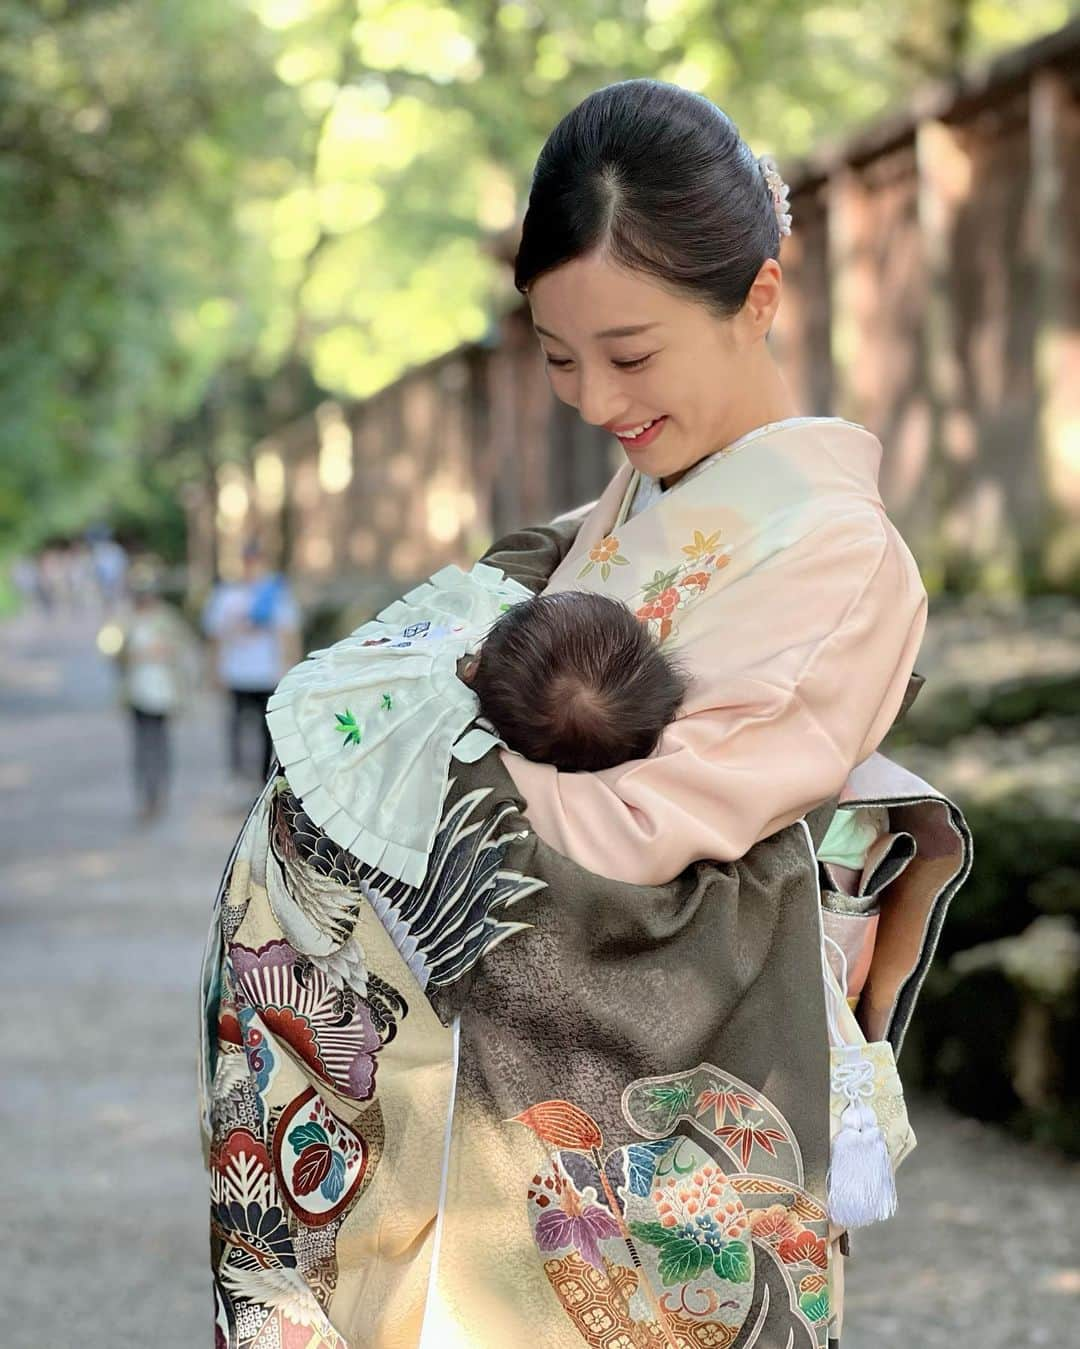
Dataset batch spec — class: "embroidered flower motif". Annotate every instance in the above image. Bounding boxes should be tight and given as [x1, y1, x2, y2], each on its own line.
[211, 1196, 295, 1266]
[578, 535, 630, 582]
[630, 534, 731, 647]
[651, 1166, 748, 1241]
[629, 1164, 751, 1287]
[335, 709, 362, 747]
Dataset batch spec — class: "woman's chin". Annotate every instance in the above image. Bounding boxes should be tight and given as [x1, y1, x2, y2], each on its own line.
[624, 441, 690, 482]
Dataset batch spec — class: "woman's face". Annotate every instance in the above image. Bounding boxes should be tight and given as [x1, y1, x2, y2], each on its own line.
[528, 249, 778, 482]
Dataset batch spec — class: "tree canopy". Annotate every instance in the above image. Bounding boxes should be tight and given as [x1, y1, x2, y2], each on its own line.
[2, 0, 1074, 556]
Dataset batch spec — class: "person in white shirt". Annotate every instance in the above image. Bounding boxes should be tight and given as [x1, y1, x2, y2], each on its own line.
[202, 541, 301, 789]
[112, 569, 198, 820]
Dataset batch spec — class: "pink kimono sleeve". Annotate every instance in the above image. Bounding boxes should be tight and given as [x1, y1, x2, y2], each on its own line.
[501, 523, 927, 886]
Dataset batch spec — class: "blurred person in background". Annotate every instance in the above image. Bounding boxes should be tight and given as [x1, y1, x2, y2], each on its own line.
[201, 539, 301, 798]
[10, 554, 44, 614]
[37, 540, 71, 612]
[89, 529, 130, 612]
[67, 537, 99, 613]
[109, 564, 199, 821]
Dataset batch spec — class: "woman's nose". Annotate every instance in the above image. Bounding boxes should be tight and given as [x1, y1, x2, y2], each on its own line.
[573, 367, 624, 428]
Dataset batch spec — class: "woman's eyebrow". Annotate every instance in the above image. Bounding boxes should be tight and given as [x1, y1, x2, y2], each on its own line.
[533, 322, 662, 341]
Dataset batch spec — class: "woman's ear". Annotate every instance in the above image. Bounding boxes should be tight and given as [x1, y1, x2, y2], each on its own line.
[741, 258, 782, 339]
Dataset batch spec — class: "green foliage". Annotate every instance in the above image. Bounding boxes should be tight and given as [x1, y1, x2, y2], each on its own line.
[892, 670, 1080, 746]
[897, 759, 1080, 1154]
[2, 0, 1075, 553]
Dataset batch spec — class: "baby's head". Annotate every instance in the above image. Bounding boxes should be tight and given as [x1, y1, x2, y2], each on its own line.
[467, 591, 688, 772]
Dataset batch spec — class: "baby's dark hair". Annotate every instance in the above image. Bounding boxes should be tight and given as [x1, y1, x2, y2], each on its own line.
[471, 591, 688, 772]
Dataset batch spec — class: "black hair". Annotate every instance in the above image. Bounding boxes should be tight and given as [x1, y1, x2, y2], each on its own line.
[471, 590, 689, 772]
[514, 79, 779, 317]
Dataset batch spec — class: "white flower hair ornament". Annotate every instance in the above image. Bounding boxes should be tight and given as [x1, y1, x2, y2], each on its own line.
[757, 155, 792, 238]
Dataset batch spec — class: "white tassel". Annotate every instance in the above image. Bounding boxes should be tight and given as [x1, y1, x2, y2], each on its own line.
[820, 927, 899, 1229]
[827, 1083, 897, 1228]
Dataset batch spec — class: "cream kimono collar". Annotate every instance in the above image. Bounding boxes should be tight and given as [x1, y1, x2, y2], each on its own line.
[265, 562, 532, 887]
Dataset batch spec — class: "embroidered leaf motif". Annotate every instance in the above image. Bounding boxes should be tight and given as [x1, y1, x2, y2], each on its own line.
[641, 567, 682, 602]
[380, 694, 393, 711]
[715, 1120, 787, 1169]
[577, 560, 595, 578]
[288, 1122, 329, 1150]
[600, 554, 630, 580]
[335, 709, 362, 747]
[293, 1143, 333, 1196]
[695, 1086, 758, 1129]
[643, 1080, 694, 1128]
[713, 1239, 752, 1283]
[682, 529, 723, 561]
[627, 1220, 675, 1248]
[320, 1150, 347, 1203]
[535, 1203, 621, 1270]
[799, 1288, 830, 1323]
[657, 1236, 715, 1286]
[625, 1140, 677, 1198]
[511, 1100, 603, 1151]
[628, 1221, 718, 1286]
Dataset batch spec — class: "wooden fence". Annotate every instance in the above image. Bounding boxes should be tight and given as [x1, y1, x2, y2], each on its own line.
[188, 19, 1080, 603]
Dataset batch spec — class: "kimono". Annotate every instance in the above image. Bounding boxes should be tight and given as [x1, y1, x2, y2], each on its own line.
[200, 422, 971, 1349]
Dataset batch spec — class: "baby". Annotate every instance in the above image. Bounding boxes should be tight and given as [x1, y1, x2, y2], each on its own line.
[466, 590, 689, 772]
[265, 572, 690, 894]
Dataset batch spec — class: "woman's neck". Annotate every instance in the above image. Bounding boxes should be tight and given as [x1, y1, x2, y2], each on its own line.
[661, 353, 798, 489]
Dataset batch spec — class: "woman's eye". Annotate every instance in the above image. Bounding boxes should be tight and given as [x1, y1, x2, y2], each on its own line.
[543, 354, 652, 370]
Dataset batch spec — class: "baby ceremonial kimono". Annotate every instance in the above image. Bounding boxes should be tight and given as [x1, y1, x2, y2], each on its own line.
[200, 420, 971, 1349]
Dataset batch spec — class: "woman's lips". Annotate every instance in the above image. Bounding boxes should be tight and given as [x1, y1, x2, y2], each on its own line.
[613, 415, 668, 448]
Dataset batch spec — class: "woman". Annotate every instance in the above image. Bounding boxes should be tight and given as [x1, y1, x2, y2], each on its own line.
[201, 82, 970, 1349]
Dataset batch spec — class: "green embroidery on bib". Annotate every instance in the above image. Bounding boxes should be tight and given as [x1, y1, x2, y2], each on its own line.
[335, 709, 362, 747]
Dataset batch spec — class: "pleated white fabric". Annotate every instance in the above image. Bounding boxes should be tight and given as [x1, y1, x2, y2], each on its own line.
[265, 563, 532, 886]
